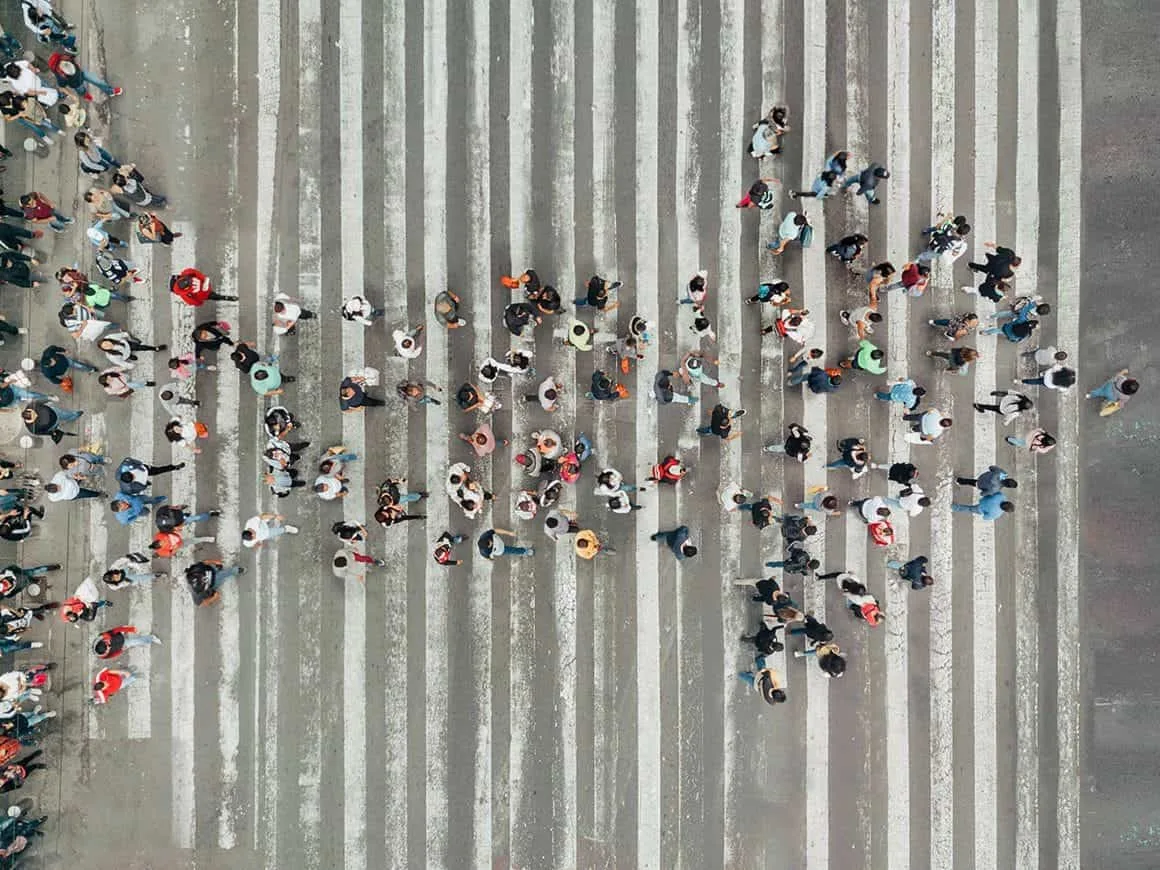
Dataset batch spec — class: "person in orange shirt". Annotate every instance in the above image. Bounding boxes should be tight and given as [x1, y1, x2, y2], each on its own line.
[93, 626, 161, 660]
[573, 529, 614, 560]
[91, 667, 136, 705]
[149, 527, 215, 559]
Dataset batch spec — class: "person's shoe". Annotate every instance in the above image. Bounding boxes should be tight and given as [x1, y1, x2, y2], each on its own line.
[42, 709, 57, 718]
[284, 524, 299, 534]
[924, 350, 934, 357]
[110, 87, 123, 97]
[526, 547, 536, 556]
[236, 566, 247, 575]
[209, 509, 222, 517]
[839, 310, 851, 325]
[175, 462, 186, 470]
[83, 92, 94, 102]
[973, 403, 985, 412]
[29, 641, 43, 649]
[793, 650, 806, 658]
[732, 409, 747, 418]
[16, 327, 26, 334]
[151, 636, 162, 645]
[46, 564, 61, 571]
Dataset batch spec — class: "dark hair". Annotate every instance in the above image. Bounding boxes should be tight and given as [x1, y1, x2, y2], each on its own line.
[770, 689, 787, 703]
[43, 483, 58, 493]
[957, 223, 972, 236]
[822, 653, 847, 677]
[1002, 479, 1018, 489]
[870, 350, 884, 360]
[2, 64, 19, 80]
[241, 529, 254, 540]
[821, 495, 839, 511]
[939, 418, 953, 428]
[684, 545, 698, 557]
[917, 497, 932, 507]
[119, 472, 133, 483]
[544, 389, 557, 401]
[1012, 256, 1023, 267]
[1040, 434, 1057, 448]
[333, 555, 347, 568]
[1055, 368, 1077, 387]
[874, 167, 890, 179]
[94, 638, 110, 656]
[794, 214, 808, 226]
[820, 170, 838, 184]
[913, 386, 927, 397]
[1122, 379, 1140, 395]
[1035, 303, 1051, 315]
[868, 312, 883, 323]
[254, 369, 268, 381]
[1001, 501, 1016, 512]
[807, 559, 821, 571]
[804, 524, 818, 536]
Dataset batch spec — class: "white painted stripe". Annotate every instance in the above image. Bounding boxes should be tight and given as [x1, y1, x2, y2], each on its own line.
[926, 2, 956, 866]
[507, 0, 535, 865]
[423, 0, 451, 863]
[589, 0, 615, 845]
[633, 0, 661, 863]
[972, 1, 1000, 866]
[800, 4, 829, 868]
[297, 0, 325, 861]
[338, 1, 368, 866]
[254, 0, 281, 856]
[546, 0, 578, 866]
[883, 1, 911, 867]
[169, 224, 198, 850]
[717, 0, 745, 864]
[1013, 2, 1041, 867]
[380, 0, 408, 863]
[1054, 0, 1082, 865]
[85, 411, 108, 742]
[126, 237, 156, 742]
[463, 0, 492, 862]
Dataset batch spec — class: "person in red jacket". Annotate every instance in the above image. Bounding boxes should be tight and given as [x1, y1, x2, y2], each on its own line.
[91, 667, 136, 704]
[93, 626, 161, 660]
[47, 52, 122, 101]
[169, 268, 238, 307]
[647, 455, 688, 485]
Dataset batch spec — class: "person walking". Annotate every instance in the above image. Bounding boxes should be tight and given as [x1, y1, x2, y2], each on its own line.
[342, 294, 384, 326]
[826, 436, 870, 478]
[826, 233, 868, 264]
[397, 379, 442, 407]
[887, 556, 934, 590]
[477, 528, 535, 560]
[650, 525, 698, 560]
[1005, 428, 1057, 454]
[740, 622, 784, 655]
[21, 401, 81, 443]
[951, 491, 1015, 520]
[736, 656, 787, 704]
[903, 408, 953, 444]
[340, 374, 387, 411]
[884, 260, 931, 297]
[1086, 369, 1139, 416]
[763, 423, 811, 461]
[432, 532, 466, 567]
[109, 162, 167, 209]
[928, 312, 979, 341]
[47, 51, 121, 100]
[764, 541, 820, 575]
[841, 161, 890, 204]
[839, 338, 886, 374]
[788, 169, 839, 201]
[735, 177, 777, 210]
[392, 324, 424, 358]
[575, 275, 623, 312]
[191, 320, 234, 356]
[926, 346, 979, 375]
[43, 468, 103, 502]
[956, 465, 1018, 496]
[135, 212, 180, 245]
[574, 529, 614, 560]
[874, 377, 925, 410]
[795, 486, 840, 516]
[821, 572, 884, 626]
[110, 492, 165, 525]
[115, 456, 183, 495]
[104, 552, 168, 587]
[93, 625, 160, 659]
[767, 211, 812, 254]
[168, 267, 238, 307]
[973, 390, 1033, 425]
[886, 485, 930, 518]
[697, 403, 746, 442]
[185, 559, 246, 607]
[272, 293, 314, 336]
[90, 668, 135, 705]
[241, 513, 300, 549]
[652, 369, 697, 406]
[967, 241, 1020, 279]
[250, 356, 293, 397]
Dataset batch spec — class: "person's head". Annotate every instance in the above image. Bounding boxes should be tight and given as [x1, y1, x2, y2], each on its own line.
[74, 131, 91, 149]
[917, 496, 932, 508]
[820, 170, 838, 184]
[876, 507, 890, 518]
[83, 190, 97, 203]
[20, 407, 35, 424]
[808, 348, 824, 360]
[876, 261, 895, 276]
[821, 653, 847, 677]
[1039, 433, 1058, 449]
[852, 233, 868, 244]
[939, 418, 953, 429]
[681, 543, 698, 558]
[164, 422, 182, 443]
[1000, 501, 1016, 513]
[254, 369, 268, 381]
[1055, 368, 1077, 387]
[917, 263, 931, 276]
[110, 499, 128, 512]
[59, 455, 76, 469]
[961, 348, 980, 362]
[43, 483, 58, 494]
[1053, 350, 1068, 362]
[1000, 478, 1019, 490]
[241, 529, 255, 542]
[93, 638, 110, 657]
[867, 312, 883, 324]
[1033, 302, 1051, 316]
[870, 349, 884, 361]
[2, 63, 20, 81]
[794, 213, 808, 226]
[340, 385, 356, 399]
[807, 558, 821, 572]
[771, 105, 788, 123]
[97, 373, 113, 388]
[694, 316, 710, 332]
[821, 495, 839, 511]
[333, 555, 347, 569]
[804, 523, 818, 536]
[956, 222, 972, 237]
[1122, 378, 1140, 395]
[912, 386, 927, 400]
[119, 471, 136, 485]
[769, 688, 788, 703]
[17, 193, 33, 208]
[873, 166, 890, 179]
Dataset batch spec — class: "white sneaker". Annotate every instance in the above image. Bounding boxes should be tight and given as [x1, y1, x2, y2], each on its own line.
[17, 328, 26, 335]
[30, 641, 43, 649]
[151, 635, 163, 645]
[285, 524, 300, 534]
[961, 285, 977, 294]
[43, 710, 57, 718]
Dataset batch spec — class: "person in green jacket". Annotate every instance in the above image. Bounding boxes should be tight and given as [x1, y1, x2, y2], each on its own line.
[839, 339, 886, 375]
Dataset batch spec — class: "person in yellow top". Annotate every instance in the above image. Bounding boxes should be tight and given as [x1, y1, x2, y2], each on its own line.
[573, 529, 614, 560]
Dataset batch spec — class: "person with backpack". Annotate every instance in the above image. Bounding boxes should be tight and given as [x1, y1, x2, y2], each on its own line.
[741, 622, 784, 655]
[477, 528, 534, 560]
[185, 559, 245, 607]
[47, 50, 120, 101]
[586, 369, 627, 402]
[841, 161, 890, 204]
[764, 541, 819, 576]
[93, 625, 161, 659]
[762, 423, 811, 461]
[575, 274, 623, 312]
[887, 556, 934, 590]
[735, 177, 776, 210]
[697, 403, 745, 442]
[650, 525, 697, 560]
[169, 267, 237, 307]
[115, 456, 183, 495]
[737, 657, 786, 704]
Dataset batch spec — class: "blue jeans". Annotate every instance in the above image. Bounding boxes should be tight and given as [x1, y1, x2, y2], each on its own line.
[825, 457, 852, 469]
[499, 545, 531, 557]
[1089, 381, 1117, 402]
[950, 503, 982, 515]
[55, 408, 83, 423]
[66, 358, 96, 374]
[80, 69, 116, 97]
[330, 452, 358, 462]
[12, 387, 51, 403]
[125, 570, 159, 586]
[696, 426, 713, 436]
[75, 488, 104, 499]
[417, 396, 437, 405]
[17, 117, 58, 139]
[74, 451, 107, 464]
[399, 491, 422, 504]
[737, 655, 769, 688]
[787, 359, 809, 386]
[119, 633, 156, 649]
[1020, 377, 1046, 386]
[212, 566, 241, 590]
[185, 511, 213, 524]
[796, 493, 827, 512]
[765, 560, 785, 568]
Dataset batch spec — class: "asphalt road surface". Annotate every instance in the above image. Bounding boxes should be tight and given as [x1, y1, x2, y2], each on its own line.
[0, 0, 1148, 868]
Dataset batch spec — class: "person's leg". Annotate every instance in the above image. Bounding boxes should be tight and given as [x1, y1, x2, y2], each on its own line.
[1005, 436, 1027, 447]
[825, 458, 850, 469]
[0, 319, 19, 337]
[504, 545, 531, 556]
[66, 357, 97, 372]
[1087, 380, 1117, 401]
[764, 560, 785, 568]
[950, 503, 973, 514]
[211, 566, 241, 590]
[763, 443, 786, 454]
[361, 396, 387, 407]
[980, 326, 1001, 335]
[928, 351, 951, 362]
[120, 633, 158, 650]
[696, 425, 711, 436]
[737, 671, 756, 688]
[184, 511, 213, 524]
[669, 392, 696, 405]
[54, 408, 84, 422]
[146, 463, 182, 476]
[11, 387, 51, 403]
[74, 488, 104, 499]
[1019, 376, 1046, 386]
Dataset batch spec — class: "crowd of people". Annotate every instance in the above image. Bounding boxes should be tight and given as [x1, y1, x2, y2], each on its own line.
[0, 3, 1133, 860]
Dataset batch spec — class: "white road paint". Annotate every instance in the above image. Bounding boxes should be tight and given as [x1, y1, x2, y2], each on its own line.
[1054, 0, 1083, 865]
[422, 0, 451, 863]
[884, 2, 911, 867]
[463, 0, 492, 863]
[799, 4, 830, 868]
[169, 225, 198, 850]
[633, 0, 662, 864]
[338, 1, 368, 866]
[589, 0, 615, 847]
[1013, 2, 1042, 867]
[717, 2, 746, 868]
[254, 0, 281, 857]
[296, 0, 324, 863]
[972, 1, 1000, 866]
[506, 0, 535, 865]
[926, 2, 956, 866]
[546, 0, 578, 866]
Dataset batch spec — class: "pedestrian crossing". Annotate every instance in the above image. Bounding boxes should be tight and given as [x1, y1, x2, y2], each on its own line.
[11, 0, 1087, 867]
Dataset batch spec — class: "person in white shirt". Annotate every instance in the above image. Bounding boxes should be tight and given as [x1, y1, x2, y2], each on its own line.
[718, 482, 754, 512]
[341, 295, 383, 326]
[887, 484, 931, 517]
[903, 408, 953, 443]
[392, 324, 424, 359]
[525, 376, 562, 413]
[272, 292, 316, 336]
[241, 513, 299, 549]
[850, 495, 891, 525]
[44, 469, 103, 501]
[3, 60, 58, 106]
